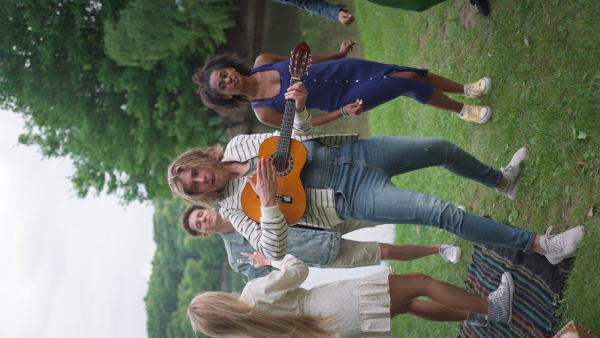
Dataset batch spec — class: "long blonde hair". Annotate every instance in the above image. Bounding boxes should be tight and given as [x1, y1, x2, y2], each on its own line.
[187, 292, 336, 338]
[167, 145, 225, 205]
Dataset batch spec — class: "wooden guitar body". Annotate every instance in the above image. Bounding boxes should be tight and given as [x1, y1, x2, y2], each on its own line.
[241, 137, 307, 225]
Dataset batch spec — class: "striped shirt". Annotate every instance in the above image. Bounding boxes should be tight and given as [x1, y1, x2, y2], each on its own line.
[219, 110, 358, 261]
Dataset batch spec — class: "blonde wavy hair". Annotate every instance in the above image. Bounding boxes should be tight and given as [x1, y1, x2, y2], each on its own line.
[167, 145, 225, 206]
[187, 292, 336, 338]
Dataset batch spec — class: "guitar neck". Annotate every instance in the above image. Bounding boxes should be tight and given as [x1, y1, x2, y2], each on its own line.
[276, 77, 300, 156]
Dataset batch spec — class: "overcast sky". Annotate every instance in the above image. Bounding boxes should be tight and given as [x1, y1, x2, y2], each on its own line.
[0, 109, 393, 337]
[0, 111, 155, 338]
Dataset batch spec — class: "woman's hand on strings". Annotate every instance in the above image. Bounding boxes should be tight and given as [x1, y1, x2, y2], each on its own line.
[246, 157, 277, 208]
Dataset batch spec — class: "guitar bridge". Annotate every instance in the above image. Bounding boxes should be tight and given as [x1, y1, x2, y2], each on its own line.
[275, 195, 293, 203]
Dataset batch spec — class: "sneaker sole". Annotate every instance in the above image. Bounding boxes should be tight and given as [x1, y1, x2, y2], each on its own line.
[481, 77, 492, 95]
[504, 272, 514, 324]
[502, 166, 524, 200]
[475, 106, 492, 124]
[502, 148, 529, 199]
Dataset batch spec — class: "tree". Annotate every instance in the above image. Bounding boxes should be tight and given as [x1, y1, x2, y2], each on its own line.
[104, 0, 231, 70]
[0, 0, 234, 203]
[146, 199, 227, 338]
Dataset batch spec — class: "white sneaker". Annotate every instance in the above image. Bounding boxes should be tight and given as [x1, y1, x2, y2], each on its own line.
[541, 226, 585, 264]
[497, 148, 529, 200]
[439, 245, 461, 264]
[464, 77, 492, 98]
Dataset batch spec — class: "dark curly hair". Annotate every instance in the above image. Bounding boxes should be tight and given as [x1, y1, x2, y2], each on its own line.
[192, 54, 253, 112]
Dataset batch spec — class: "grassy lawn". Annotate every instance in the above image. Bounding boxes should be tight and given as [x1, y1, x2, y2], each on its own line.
[352, 0, 599, 336]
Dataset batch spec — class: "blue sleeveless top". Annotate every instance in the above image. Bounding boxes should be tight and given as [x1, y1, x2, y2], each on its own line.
[250, 58, 434, 113]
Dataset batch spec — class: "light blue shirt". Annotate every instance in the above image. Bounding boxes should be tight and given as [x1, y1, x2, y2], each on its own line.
[220, 227, 340, 281]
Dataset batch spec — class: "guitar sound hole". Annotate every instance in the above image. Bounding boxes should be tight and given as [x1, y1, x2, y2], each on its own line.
[272, 156, 289, 172]
[269, 155, 294, 177]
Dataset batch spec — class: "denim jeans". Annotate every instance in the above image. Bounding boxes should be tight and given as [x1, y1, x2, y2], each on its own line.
[301, 136, 536, 250]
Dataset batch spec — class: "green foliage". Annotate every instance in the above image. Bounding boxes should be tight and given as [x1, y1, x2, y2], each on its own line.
[145, 199, 228, 338]
[0, 0, 233, 203]
[356, 0, 600, 335]
[104, 0, 232, 70]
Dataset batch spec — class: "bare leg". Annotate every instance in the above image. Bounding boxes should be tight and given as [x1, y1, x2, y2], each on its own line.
[391, 72, 464, 113]
[379, 243, 441, 261]
[420, 72, 464, 94]
[426, 90, 464, 113]
[392, 299, 469, 321]
[388, 273, 488, 320]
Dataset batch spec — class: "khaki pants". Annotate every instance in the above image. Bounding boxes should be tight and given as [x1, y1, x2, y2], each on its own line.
[328, 221, 382, 268]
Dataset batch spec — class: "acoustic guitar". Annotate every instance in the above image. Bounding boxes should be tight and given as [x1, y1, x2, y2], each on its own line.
[241, 42, 311, 225]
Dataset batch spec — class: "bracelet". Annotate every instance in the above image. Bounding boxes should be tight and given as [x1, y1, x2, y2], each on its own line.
[340, 106, 349, 117]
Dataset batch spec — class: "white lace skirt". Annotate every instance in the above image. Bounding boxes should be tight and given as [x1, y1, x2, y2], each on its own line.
[307, 267, 394, 337]
[357, 267, 394, 337]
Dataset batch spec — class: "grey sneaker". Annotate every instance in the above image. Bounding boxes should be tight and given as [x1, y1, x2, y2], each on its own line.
[487, 272, 514, 324]
[439, 245, 461, 264]
[465, 312, 489, 327]
[540, 226, 585, 265]
[464, 77, 492, 98]
[498, 148, 529, 200]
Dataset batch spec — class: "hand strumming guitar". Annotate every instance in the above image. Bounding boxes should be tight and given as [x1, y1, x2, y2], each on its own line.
[246, 158, 277, 208]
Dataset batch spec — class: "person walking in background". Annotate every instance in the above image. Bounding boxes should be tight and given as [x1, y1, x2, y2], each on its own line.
[273, 0, 490, 23]
[364, 0, 490, 16]
[272, 0, 355, 25]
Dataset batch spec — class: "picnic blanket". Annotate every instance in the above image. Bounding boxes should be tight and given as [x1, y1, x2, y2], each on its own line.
[459, 243, 573, 338]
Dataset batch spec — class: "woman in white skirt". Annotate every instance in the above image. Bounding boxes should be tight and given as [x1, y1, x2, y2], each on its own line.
[187, 253, 514, 337]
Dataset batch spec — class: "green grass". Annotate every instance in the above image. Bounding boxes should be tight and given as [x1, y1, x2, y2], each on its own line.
[352, 0, 600, 336]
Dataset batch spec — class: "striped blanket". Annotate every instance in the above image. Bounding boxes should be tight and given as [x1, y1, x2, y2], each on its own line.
[459, 244, 573, 338]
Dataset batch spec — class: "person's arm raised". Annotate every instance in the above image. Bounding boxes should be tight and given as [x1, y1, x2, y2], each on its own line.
[310, 40, 355, 64]
[254, 54, 290, 68]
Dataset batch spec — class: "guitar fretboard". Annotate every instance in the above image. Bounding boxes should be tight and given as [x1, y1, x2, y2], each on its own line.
[274, 77, 300, 171]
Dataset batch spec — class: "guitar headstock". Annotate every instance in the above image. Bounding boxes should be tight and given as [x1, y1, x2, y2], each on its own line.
[289, 41, 311, 79]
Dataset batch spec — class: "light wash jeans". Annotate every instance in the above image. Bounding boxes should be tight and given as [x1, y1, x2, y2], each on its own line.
[301, 136, 536, 250]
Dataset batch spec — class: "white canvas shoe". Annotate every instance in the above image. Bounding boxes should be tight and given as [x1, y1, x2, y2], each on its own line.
[541, 226, 585, 264]
[439, 245, 461, 264]
[498, 148, 529, 200]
